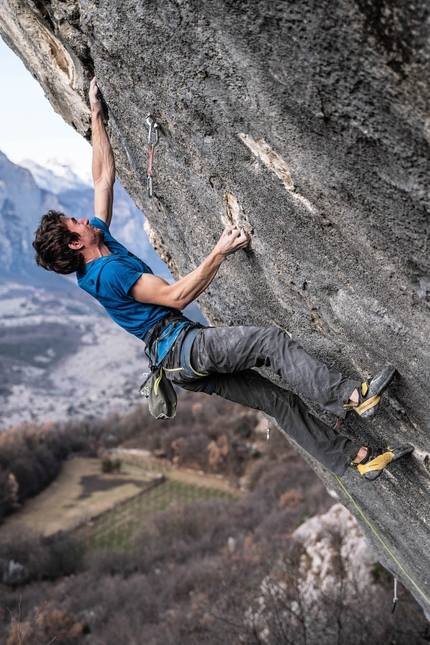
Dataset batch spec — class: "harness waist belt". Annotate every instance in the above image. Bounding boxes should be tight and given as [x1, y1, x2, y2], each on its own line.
[143, 312, 188, 348]
[179, 327, 204, 377]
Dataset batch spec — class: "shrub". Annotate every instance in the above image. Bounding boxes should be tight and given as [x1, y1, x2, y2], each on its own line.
[0, 525, 85, 584]
[7, 604, 85, 645]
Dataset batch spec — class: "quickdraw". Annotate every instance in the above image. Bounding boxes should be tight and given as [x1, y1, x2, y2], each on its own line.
[146, 114, 159, 198]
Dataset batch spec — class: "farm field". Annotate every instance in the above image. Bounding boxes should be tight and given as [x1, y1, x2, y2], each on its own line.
[111, 448, 240, 493]
[83, 478, 234, 550]
[0, 454, 239, 550]
[76, 453, 240, 550]
[1, 457, 156, 536]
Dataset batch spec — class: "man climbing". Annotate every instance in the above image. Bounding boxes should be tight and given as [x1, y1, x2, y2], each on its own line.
[33, 78, 413, 481]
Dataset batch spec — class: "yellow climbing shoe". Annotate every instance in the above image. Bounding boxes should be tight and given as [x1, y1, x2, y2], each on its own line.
[344, 365, 397, 419]
[354, 444, 414, 481]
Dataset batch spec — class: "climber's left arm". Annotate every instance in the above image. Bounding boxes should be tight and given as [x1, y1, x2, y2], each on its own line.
[89, 77, 115, 227]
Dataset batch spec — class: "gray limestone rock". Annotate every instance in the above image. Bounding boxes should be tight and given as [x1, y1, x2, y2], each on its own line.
[1, 0, 430, 617]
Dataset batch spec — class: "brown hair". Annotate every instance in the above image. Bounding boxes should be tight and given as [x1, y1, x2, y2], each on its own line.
[33, 211, 85, 274]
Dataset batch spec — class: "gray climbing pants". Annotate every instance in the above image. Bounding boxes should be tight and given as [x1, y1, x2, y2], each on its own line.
[160, 325, 361, 476]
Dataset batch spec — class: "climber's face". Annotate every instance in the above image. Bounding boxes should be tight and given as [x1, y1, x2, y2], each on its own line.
[63, 217, 104, 250]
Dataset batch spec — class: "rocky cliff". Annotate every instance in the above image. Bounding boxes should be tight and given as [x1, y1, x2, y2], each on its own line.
[1, 0, 430, 616]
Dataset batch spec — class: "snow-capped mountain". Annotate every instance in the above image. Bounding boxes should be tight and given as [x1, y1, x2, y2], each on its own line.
[0, 151, 61, 278]
[19, 158, 92, 194]
[0, 151, 170, 282]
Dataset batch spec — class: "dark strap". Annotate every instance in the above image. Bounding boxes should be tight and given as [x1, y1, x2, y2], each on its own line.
[144, 312, 190, 368]
[179, 327, 206, 377]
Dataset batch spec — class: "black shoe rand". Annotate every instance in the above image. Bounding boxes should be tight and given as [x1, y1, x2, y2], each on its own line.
[356, 444, 414, 481]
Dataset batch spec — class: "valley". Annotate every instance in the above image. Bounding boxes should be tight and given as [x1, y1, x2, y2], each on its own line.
[0, 280, 150, 429]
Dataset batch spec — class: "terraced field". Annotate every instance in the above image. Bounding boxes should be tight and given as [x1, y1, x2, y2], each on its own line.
[83, 478, 233, 550]
[78, 450, 238, 550]
[2, 452, 238, 552]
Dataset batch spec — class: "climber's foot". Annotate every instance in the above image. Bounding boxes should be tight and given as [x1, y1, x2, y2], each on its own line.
[352, 444, 414, 481]
[344, 365, 397, 419]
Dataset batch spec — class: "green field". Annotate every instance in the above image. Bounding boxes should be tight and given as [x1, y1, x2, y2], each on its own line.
[83, 478, 233, 551]
[79, 451, 236, 551]
[2, 453, 237, 552]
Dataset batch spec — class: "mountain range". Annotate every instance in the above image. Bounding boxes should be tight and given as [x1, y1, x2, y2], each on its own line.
[0, 150, 170, 284]
[0, 151, 199, 430]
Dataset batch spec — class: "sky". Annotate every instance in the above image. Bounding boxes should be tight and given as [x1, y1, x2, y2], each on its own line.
[0, 36, 206, 317]
[0, 36, 92, 179]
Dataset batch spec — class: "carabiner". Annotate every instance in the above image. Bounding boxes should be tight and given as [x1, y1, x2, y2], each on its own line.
[146, 114, 159, 147]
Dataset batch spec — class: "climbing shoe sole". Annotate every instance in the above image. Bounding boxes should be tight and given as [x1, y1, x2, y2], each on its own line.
[357, 443, 414, 481]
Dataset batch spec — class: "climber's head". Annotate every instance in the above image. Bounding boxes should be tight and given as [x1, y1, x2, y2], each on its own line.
[33, 210, 92, 274]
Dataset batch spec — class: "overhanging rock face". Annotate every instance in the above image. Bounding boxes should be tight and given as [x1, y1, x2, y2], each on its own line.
[1, 0, 430, 615]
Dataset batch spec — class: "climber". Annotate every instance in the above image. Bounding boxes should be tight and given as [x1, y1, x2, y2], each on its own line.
[32, 78, 413, 481]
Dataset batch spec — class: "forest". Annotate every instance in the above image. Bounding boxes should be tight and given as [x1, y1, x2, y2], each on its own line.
[0, 392, 427, 644]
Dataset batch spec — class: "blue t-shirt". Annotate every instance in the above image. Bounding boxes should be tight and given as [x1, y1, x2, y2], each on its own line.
[76, 217, 189, 362]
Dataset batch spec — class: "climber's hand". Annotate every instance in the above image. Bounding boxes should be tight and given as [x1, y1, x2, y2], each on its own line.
[89, 77, 102, 112]
[214, 226, 251, 258]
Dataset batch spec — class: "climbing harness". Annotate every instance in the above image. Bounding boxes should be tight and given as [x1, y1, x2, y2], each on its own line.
[146, 114, 159, 198]
[139, 315, 207, 418]
[334, 473, 430, 612]
[391, 577, 398, 613]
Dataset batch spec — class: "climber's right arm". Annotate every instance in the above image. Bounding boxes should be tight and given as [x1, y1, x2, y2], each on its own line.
[130, 226, 250, 309]
[90, 78, 115, 228]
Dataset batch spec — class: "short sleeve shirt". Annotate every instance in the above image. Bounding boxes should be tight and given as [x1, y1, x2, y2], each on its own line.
[76, 218, 188, 358]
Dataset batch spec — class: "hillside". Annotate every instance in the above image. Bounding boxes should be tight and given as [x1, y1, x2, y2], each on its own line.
[0, 397, 425, 644]
[1, 0, 430, 616]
